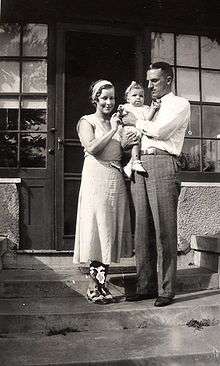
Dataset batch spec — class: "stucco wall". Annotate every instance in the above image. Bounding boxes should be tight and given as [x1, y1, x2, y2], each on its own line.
[177, 184, 220, 252]
[0, 181, 20, 249]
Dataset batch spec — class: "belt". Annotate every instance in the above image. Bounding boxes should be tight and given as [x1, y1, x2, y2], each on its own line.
[141, 147, 171, 156]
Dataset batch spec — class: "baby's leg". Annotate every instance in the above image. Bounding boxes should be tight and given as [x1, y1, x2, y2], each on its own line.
[132, 143, 147, 175]
[131, 144, 140, 161]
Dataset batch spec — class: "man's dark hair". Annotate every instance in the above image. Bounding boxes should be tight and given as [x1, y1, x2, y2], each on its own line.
[150, 62, 173, 80]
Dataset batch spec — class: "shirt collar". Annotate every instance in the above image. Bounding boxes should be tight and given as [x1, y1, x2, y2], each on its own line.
[160, 91, 174, 102]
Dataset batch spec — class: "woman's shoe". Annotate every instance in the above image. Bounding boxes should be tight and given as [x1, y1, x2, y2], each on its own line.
[88, 261, 114, 303]
[86, 288, 107, 304]
[100, 285, 113, 301]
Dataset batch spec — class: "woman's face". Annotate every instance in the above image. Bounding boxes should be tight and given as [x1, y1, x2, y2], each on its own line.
[96, 87, 115, 115]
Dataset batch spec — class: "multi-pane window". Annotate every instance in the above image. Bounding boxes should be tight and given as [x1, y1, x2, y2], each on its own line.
[151, 32, 220, 173]
[0, 24, 48, 168]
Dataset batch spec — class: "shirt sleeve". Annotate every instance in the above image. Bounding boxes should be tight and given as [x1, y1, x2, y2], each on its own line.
[141, 99, 190, 140]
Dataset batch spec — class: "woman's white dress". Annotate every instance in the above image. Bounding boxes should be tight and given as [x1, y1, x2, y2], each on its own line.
[73, 114, 133, 265]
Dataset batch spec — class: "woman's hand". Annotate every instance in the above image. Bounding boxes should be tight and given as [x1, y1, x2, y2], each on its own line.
[110, 113, 121, 131]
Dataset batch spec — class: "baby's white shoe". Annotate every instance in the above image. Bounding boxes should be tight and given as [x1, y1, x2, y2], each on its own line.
[123, 162, 133, 178]
[132, 160, 147, 174]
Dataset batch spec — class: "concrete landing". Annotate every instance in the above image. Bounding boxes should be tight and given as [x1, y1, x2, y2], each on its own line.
[0, 266, 218, 298]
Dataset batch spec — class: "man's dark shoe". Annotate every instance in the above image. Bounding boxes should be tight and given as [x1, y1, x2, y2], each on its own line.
[154, 296, 173, 307]
[126, 292, 157, 302]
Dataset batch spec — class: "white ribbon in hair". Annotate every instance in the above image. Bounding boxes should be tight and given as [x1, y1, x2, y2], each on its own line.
[92, 80, 113, 101]
[125, 81, 140, 95]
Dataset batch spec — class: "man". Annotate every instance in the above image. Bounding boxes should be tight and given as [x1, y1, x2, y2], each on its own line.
[127, 62, 190, 306]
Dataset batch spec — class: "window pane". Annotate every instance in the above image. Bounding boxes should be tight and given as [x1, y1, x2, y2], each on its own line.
[202, 105, 220, 138]
[0, 24, 20, 56]
[23, 24, 47, 57]
[177, 68, 200, 101]
[176, 35, 199, 67]
[22, 61, 47, 93]
[202, 70, 220, 102]
[179, 138, 201, 171]
[186, 104, 200, 137]
[20, 133, 46, 168]
[21, 98, 47, 131]
[201, 36, 220, 69]
[0, 62, 20, 92]
[203, 140, 220, 172]
[0, 98, 19, 130]
[0, 132, 18, 167]
[0, 109, 18, 130]
[151, 32, 174, 64]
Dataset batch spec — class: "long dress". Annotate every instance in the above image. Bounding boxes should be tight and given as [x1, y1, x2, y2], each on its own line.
[73, 114, 133, 265]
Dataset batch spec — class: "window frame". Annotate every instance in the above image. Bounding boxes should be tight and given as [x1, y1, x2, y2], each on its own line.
[0, 23, 48, 171]
[151, 30, 220, 182]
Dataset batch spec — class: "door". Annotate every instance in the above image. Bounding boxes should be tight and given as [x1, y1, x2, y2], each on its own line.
[55, 24, 147, 251]
[0, 23, 55, 250]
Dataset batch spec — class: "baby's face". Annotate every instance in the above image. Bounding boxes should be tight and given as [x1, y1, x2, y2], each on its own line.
[127, 88, 144, 107]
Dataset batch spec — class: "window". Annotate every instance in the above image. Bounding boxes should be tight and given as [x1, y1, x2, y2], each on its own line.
[151, 32, 220, 173]
[0, 24, 48, 168]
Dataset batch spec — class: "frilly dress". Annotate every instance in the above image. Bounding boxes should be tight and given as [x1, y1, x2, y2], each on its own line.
[73, 114, 133, 265]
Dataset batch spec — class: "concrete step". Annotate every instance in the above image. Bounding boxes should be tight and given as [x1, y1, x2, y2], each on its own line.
[0, 266, 218, 299]
[1, 289, 220, 335]
[1, 325, 220, 365]
[4, 253, 137, 271]
[4, 251, 195, 270]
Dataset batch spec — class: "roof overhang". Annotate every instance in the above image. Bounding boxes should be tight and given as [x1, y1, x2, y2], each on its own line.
[1, 0, 220, 34]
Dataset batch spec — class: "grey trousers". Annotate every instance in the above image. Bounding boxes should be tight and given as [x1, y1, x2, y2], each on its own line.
[130, 154, 179, 299]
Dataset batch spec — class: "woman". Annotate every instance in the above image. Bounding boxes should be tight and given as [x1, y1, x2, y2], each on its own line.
[73, 79, 133, 304]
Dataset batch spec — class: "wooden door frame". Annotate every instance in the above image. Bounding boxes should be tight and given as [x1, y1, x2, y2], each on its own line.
[55, 22, 148, 251]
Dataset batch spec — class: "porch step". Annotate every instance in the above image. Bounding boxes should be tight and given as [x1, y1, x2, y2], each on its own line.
[0, 267, 218, 298]
[4, 251, 195, 270]
[1, 266, 220, 365]
[1, 325, 220, 365]
[1, 289, 220, 335]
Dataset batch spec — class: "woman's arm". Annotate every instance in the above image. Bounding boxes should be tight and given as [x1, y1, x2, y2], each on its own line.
[78, 115, 120, 155]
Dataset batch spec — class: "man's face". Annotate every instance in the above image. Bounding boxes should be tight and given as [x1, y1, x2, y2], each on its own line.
[147, 68, 172, 100]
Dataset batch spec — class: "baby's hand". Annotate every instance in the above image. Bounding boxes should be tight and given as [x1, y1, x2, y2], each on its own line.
[151, 99, 161, 111]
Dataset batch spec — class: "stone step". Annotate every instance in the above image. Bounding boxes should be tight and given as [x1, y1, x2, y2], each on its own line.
[1, 325, 220, 365]
[4, 251, 195, 270]
[4, 253, 137, 271]
[191, 233, 220, 253]
[1, 289, 220, 335]
[0, 266, 218, 299]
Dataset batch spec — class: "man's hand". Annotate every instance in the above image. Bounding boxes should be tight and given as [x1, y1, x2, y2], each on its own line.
[121, 130, 139, 150]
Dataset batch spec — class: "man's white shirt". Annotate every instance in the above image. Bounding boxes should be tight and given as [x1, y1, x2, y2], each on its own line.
[136, 92, 190, 156]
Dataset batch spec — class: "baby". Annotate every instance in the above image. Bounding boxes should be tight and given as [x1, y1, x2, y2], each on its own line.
[118, 81, 160, 178]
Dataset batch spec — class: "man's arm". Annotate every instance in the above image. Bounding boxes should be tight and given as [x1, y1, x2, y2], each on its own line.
[141, 99, 190, 140]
